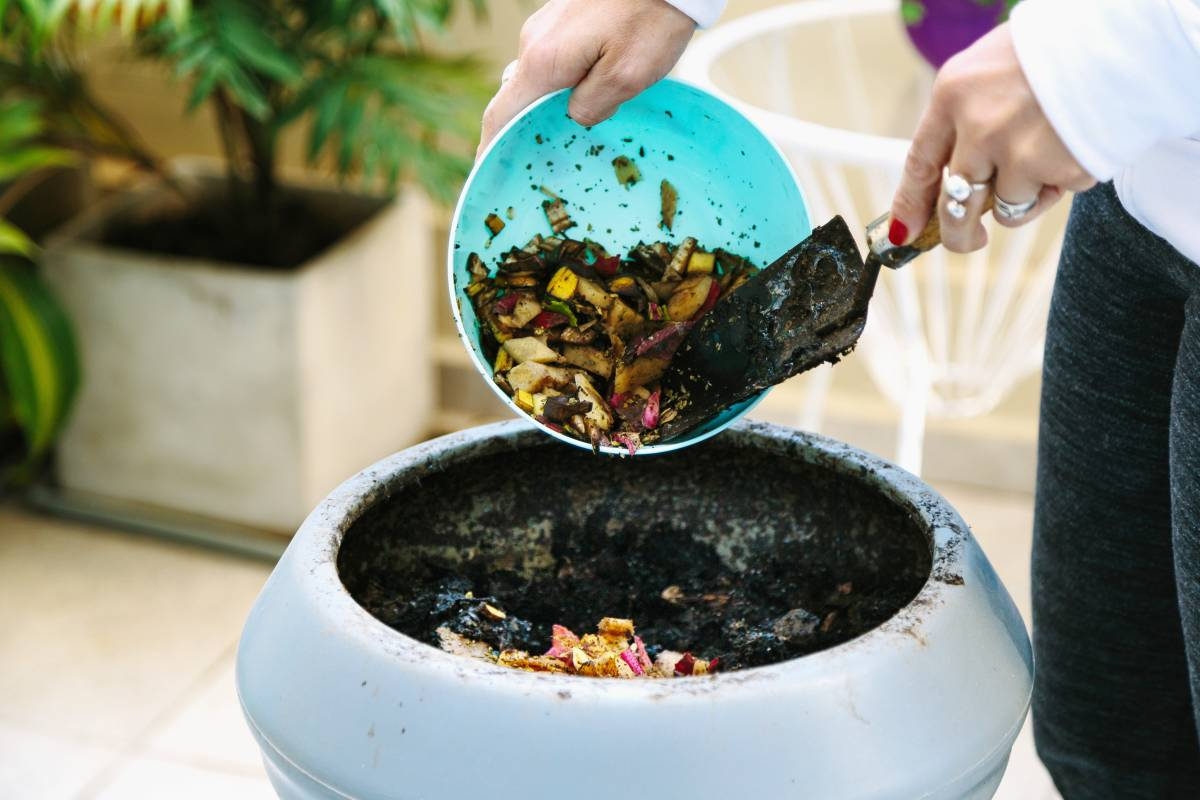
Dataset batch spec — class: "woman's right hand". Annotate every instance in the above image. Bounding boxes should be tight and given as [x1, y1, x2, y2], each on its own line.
[477, 0, 697, 156]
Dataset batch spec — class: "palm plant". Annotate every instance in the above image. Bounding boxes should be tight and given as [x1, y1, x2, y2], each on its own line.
[0, 0, 489, 485]
[138, 0, 490, 245]
[0, 98, 80, 487]
[0, 1, 172, 179]
[0, 1, 184, 488]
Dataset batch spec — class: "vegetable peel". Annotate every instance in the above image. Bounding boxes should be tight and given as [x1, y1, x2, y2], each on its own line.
[445, 617, 717, 680]
[463, 197, 757, 450]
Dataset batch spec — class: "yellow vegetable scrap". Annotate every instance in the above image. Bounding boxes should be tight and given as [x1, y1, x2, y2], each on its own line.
[547, 266, 579, 300]
[687, 251, 715, 274]
[438, 616, 719, 680]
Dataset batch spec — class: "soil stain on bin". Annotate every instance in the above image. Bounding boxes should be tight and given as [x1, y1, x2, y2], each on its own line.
[337, 438, 933, 672]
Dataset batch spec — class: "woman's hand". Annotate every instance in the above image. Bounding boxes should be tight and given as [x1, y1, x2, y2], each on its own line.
[477, 0, 697, 156]
[889, 24, 1096, 253]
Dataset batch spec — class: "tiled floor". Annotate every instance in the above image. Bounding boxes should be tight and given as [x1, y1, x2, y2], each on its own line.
[935, 484, 1060, 800]
[0, 481, 1058, 799]
[0, 506, 274, 799]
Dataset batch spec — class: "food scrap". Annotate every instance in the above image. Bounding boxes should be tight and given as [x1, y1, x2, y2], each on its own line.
[612, 155, 641, 187]
[660, 179, 677, 231]
[467, 195, 758, 453]
[438, 616, 718, 679]
[542, 197, 574, 234]
[485, 212, 505, 237]
[362, 559, 885, 673]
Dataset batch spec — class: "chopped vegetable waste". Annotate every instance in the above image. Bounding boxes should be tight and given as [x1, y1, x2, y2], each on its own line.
[612, 155, 641, 187]
[438, 616, 718, 679]
[469, 197, 758, 453]
[660, 179, 677, 231]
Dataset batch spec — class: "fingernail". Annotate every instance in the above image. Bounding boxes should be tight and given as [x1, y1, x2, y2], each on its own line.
[888, 217, 908, 246]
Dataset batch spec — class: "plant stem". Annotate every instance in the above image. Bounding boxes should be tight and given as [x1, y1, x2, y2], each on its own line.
[63, 87, 185, 199]
[212, 88, 252, 221]
[211, 90, 282, 248]
[243, 113, 277, 221]
[0, 169, 56, 219]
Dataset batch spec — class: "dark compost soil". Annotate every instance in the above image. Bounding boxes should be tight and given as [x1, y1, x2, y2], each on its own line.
[102, 196, 353, 270]
[356, 528, 920, 671]
[338, 438, 933, 673]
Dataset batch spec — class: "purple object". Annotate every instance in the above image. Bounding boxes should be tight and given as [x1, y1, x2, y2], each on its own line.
[902, 0, 1009, 68]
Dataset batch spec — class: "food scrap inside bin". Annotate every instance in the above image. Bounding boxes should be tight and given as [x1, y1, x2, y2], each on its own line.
[439, 616, 718, 679]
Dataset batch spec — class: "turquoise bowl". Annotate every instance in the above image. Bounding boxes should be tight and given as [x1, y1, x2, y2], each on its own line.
[448, 77, 810, 455]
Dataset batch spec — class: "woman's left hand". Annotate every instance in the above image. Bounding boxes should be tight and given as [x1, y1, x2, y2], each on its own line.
[888, 24, 1097, 253]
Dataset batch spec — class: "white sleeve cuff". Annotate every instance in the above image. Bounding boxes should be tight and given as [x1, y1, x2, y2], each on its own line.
[663, 0, 724, 28]
[1010, 0, 1200, 181]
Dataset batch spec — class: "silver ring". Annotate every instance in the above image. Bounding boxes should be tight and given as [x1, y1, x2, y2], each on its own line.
[941, 167, 990, 203]
[501, 59, 518, 84]
[994, 194, 1038, 221]
[946, 198, 967, 220]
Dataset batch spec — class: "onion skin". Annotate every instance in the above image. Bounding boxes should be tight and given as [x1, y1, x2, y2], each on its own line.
[595, 256, 621, 277]
[530, 311, 568, 329]
[642, 389, 661, 429]
[493, 293, 520, 315]
[619, 649, 645, 676]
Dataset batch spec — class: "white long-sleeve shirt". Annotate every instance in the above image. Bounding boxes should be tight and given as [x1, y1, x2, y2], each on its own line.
[1011, 0, 1200, 264]
[667, 0, 1200, 265]
[665, 0, 724, 28]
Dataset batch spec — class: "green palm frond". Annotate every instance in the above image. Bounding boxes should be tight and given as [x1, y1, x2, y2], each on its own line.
[0, 98, 78, 260]
[70, 0, 189, 34]
[280, 52, 487, 199]
[145, 0, 488, 200]
[0, 97, 79, 482]
[148, 0, 301, 119]
[2, 0, 191, 52]
[0, 97, 76, 184]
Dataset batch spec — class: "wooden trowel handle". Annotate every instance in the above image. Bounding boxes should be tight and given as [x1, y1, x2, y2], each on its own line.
[864, 195, 994, 270]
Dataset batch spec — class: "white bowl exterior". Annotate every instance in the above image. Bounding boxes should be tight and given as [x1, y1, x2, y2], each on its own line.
[237, 421, 1032, 799]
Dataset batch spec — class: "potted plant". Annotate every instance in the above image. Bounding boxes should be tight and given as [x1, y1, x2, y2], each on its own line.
[0, 98, 80, 491]
[901, 0, 1020, 68]
[32, 0, 488, 532]
[1, 2, 179, 493]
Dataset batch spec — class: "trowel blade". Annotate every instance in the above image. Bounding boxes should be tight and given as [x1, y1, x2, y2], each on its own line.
[659, 215, 876, 441]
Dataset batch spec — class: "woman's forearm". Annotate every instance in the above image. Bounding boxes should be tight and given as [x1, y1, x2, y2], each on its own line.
[1011, 0, 1200, 180]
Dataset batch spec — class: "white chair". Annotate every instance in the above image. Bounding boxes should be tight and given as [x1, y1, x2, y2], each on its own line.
[676, 0, 1064, 475]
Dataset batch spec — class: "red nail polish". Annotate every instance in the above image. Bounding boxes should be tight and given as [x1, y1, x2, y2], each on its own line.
[888, 217, 908, 246]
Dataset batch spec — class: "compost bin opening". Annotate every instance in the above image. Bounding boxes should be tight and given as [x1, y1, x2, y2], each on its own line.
[337, 437, 932, 670]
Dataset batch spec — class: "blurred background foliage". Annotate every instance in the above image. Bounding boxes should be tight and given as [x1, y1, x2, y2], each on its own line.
[0, 96, 79, 487]
[138, 0, 491, 214]
[0, 0, 491, 488]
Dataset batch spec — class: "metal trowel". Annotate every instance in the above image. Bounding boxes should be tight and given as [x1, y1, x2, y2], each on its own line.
[659, 211, 952, 441]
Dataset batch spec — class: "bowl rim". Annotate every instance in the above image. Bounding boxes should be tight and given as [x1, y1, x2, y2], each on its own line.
[445, 76, 809, 457]
[291, 419, 982, 702]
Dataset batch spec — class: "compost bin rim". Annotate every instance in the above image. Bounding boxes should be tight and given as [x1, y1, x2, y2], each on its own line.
[299, 419, 967, 697]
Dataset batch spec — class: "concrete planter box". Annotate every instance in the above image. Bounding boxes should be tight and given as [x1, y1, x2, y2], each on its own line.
[238, 420, 1033, 799]
[42, 163, 434, 533]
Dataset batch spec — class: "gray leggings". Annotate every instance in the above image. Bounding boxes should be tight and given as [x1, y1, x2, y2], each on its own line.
[1033, 182, 1200, 798]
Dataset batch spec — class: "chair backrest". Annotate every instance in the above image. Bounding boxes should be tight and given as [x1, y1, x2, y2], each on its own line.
[677, 0, 1064, 471]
